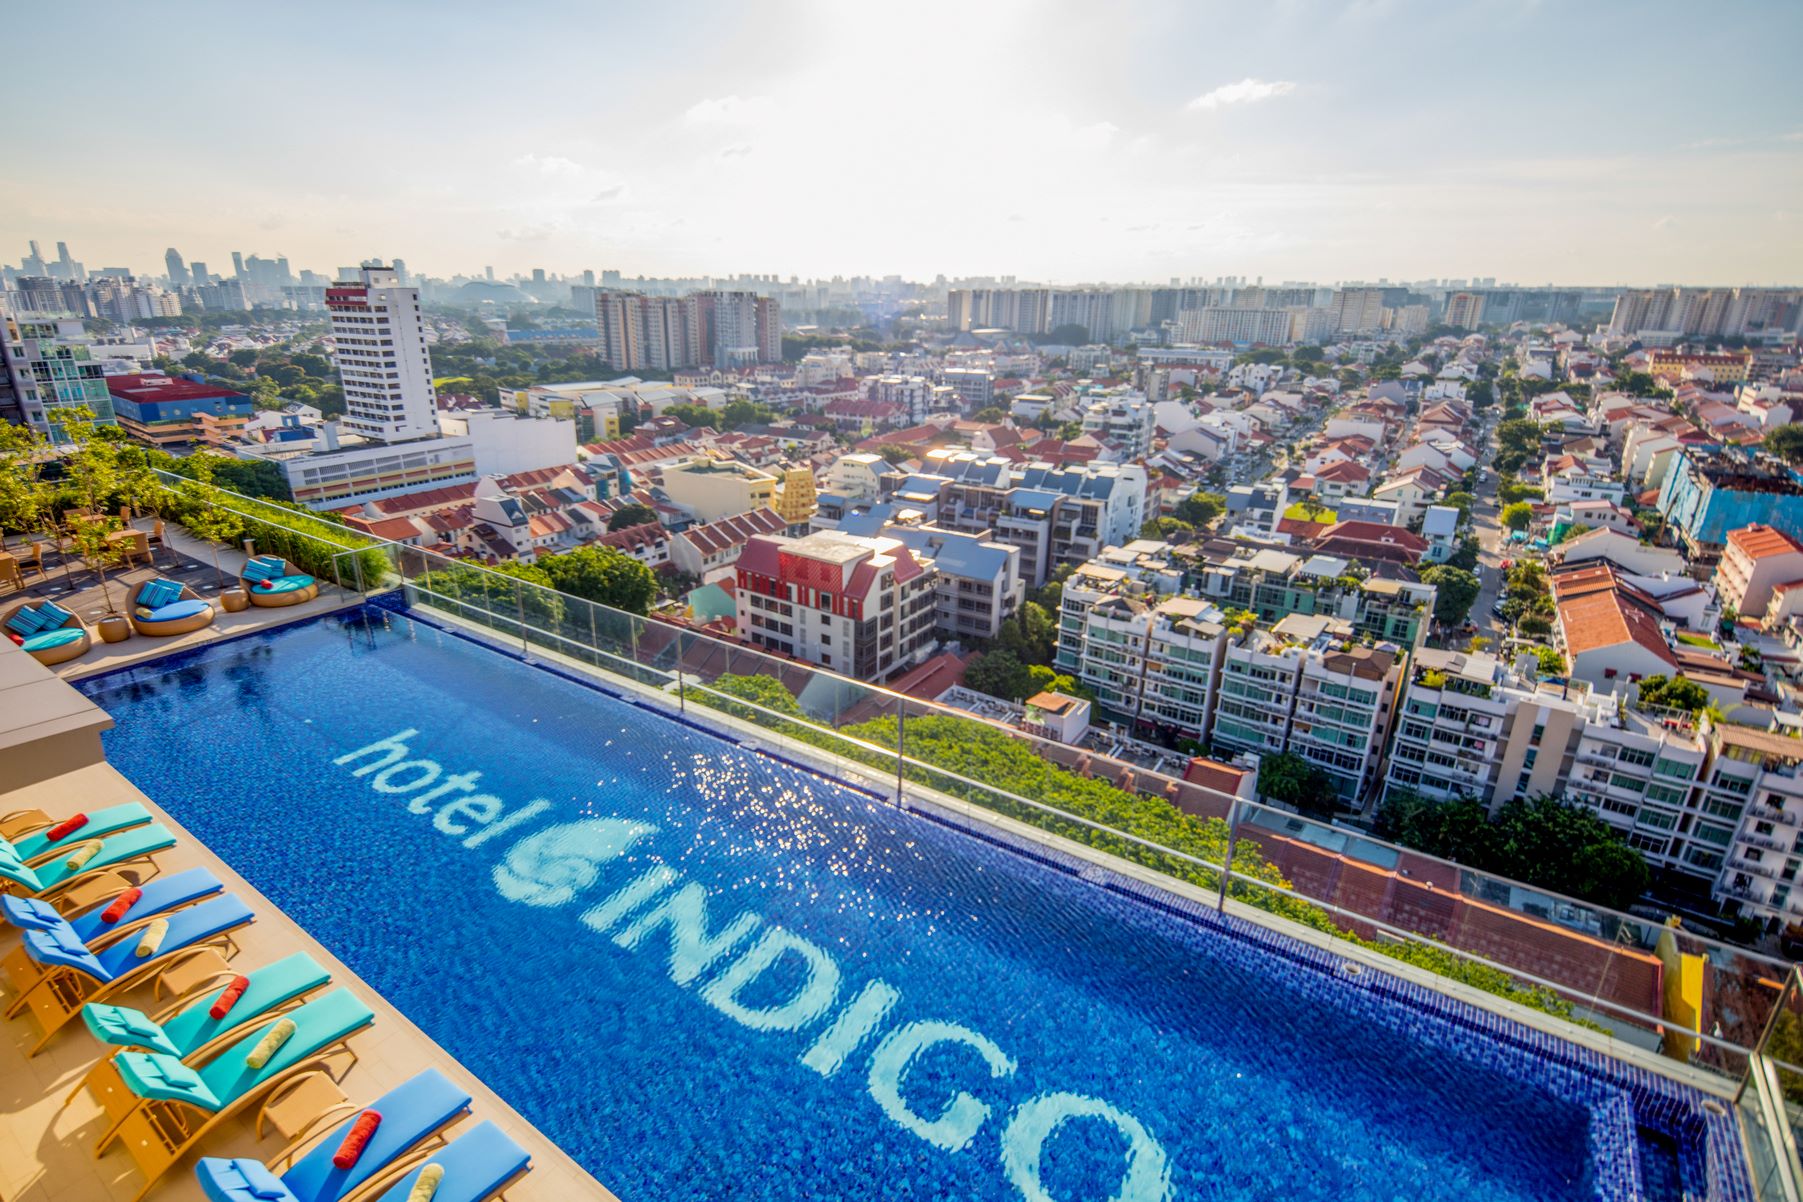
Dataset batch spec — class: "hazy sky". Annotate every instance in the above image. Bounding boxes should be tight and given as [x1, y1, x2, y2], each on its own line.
[7, 0, 1800, 286]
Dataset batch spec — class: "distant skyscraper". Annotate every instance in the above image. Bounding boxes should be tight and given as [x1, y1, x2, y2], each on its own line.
[328, 264, 437, 443]
[22, 241, 45, 275]
[484, 265, 494, 281]
[164, 248, 189, 287]
[391, 258, 408, 284]
[231, 251, 246, 279]
[1444, 292, 1486, 331]
[581, 270, 595, 288]
[190, 261, 210, 286]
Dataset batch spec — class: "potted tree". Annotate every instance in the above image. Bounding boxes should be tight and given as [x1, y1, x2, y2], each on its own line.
[186, 495, 246, 607]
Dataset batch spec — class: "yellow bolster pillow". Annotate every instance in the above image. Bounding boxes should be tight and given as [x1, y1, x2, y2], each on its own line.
[407, 1163, 444, 1202]
[64, 840, 104, 871]
[245, 1018, 296, 1069]
[134, 918, 169, 959]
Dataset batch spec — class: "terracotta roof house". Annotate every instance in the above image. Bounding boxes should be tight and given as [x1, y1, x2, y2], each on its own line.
[1310, 520, 1429, 566]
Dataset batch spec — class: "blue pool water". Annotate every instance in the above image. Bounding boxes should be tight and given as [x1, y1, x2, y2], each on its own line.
[80, 606, 1729, 1202]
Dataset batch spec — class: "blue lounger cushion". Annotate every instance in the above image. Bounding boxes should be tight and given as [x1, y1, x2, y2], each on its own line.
[262, 576, 316, 593]
[194, 1158, 291, 1202]
[7, 801, 154, 863]
[64, 868, 224, 946]
[119, 989, 375, 1113]
[142, 599, 211, 623]
[7, 865, 222, 943]
[241, 560, 281, 582]
[0, 895, 63, 931]
[84, 951, 332, 1059]
[22, 628, 82, 652]
[367, 1122, 531, 1202]
[195, 1068, 472, 1202]
[23, 893, 254, 983]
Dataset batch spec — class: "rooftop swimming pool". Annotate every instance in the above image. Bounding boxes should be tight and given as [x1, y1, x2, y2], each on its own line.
[80, 604, 1746, 1202]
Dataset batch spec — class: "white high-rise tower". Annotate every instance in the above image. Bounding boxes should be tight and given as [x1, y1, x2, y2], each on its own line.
[328, 264, 437, 443]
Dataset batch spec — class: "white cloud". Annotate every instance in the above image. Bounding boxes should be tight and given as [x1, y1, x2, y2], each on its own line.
[717, 144, 752, 161]
[684, 95, 777, 126]
[514, 153, 586, 177]
[1187, 78, 1297, 111]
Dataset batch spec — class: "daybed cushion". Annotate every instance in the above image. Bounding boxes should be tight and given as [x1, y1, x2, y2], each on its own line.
[138, 579, 183, 608]
[23, 628, 84, 652]
[242, 560, 282, 582]
[143, 599, 210, 623]
[37, 601, 73, 625]
[260, 576, 315, 594]
[6, 607, 48, 636]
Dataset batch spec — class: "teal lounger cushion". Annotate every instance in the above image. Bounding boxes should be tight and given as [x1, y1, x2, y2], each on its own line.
[260, 577, 314, 594]
[23, 628, 83, 652]
[144, 599, 210, 623]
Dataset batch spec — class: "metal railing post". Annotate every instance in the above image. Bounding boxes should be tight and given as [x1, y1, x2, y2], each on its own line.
[678, 660, 686, 715]
[588, 603, 598, 665]
[895, 701, 906, 808]
[1218, 801, 1239, 912]
[332, 551, 344, 596]
[516, 587, 528, 654]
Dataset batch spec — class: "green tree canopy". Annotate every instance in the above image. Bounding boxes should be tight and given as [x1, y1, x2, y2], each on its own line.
[538, 545, 658, 614]
[1140, 516, 1196, 542]
[1375, 791, 1649, 911]
[1420, 565, 1481, 626]
[1174, 490, 1225, 528]
[1765, 425, 1803, 466]
[1500, 501, 1534, 531]
[1494, 419, 1545, 473]
[1257, 751, 1336, 816]
[964, 650, 1038, 702]
[607, 503, 658, 531]
[994, 601, 1057, 666]
[1636, 674, 1710, 714]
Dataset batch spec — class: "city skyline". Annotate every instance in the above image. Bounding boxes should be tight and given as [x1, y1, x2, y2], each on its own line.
[6, 0, 1800, 286]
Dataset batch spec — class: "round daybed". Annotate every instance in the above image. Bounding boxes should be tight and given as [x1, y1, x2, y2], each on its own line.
[240, 554, 319, 608]
[1, 601, 92, 666]
[129, 579, 216, 637]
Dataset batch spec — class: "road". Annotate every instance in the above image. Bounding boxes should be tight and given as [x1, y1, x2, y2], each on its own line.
[1468, 415, 1509, 648]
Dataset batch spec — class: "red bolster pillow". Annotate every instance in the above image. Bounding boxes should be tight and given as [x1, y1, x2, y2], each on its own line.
[256, 579, 274, 590]
[6, 634, 21, 646]
[332, 1110, 383, 1169]
[100, 887, 143, 923]
[209, 975, 252, 1020]
[47, 813, 90, 841]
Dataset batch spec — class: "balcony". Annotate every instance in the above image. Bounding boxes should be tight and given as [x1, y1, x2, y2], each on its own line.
[1731, 857, 1785, 881]
[1739, 831, 1791, 853]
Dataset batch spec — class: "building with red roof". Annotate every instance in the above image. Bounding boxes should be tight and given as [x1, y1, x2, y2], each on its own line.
[105, 373, 254, 448]
[735, 529, 938, 680]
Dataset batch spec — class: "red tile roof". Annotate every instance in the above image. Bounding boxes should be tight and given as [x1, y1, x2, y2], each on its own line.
[1728, 524, 1803, 561]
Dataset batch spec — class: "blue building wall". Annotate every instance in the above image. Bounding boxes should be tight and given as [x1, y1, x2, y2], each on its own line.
[1658, 451, 1803, 550]
[111, 391, 254, 423]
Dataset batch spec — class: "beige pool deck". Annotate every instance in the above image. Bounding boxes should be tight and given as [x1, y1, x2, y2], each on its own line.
[0, 636, 614, 1201]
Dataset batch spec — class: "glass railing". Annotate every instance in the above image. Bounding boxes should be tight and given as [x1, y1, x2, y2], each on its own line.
[1737, 968, 1803, 1201]
[148, 482, 1799, 1110]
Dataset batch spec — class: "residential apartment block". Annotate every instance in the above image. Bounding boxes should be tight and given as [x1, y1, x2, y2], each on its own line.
[1209, 614, 1403, 802]
[735, 530, 938, 680]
